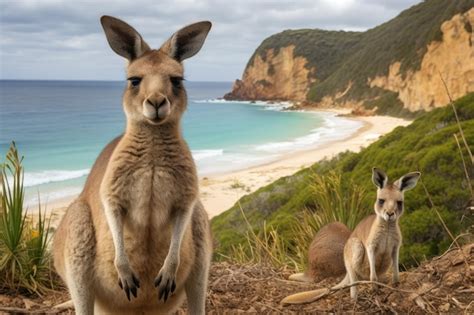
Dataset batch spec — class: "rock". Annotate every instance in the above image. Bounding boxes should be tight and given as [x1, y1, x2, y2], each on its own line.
[23, 298, 38, 310]
[439, 303, 451, 312]
[0, 294, 12, 305]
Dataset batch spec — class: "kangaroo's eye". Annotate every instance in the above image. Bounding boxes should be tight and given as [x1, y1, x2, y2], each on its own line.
[378, 199, 385, 206]
[128, 77, 142, 87]
[170, 76, 183, 88]
[397, 200, 403, 209]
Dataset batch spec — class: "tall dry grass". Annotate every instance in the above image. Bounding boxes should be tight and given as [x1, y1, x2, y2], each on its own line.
[228, 171, 370, 271]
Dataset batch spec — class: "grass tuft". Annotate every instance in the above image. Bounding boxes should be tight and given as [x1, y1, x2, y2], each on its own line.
[0, 142, 57, 295]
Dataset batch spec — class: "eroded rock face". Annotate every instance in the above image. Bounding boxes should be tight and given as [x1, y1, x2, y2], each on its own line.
[369, 8, 474, 111]
[225, 9, 474, 113]
[224, 46, 315, 101]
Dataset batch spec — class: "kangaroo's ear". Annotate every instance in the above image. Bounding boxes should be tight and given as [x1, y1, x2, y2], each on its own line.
[160, 21, 212, 62]
[395, 172, 421, 192]
[372, 168, 388, 189]
[100, 15, 150, 61]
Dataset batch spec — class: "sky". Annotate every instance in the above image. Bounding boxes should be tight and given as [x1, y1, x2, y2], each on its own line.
[0, 0, 421, 82]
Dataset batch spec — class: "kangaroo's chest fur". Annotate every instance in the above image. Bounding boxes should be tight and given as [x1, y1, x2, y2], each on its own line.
[367, 221, 400, 271]
[349, 215, 401, 277]
[103, 130, 198, 231]
[93, 129, 198, 299]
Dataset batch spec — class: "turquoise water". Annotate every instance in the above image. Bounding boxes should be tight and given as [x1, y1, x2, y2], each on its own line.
[0, 80, 362, 205]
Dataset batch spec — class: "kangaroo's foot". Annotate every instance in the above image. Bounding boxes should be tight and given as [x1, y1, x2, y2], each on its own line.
[370, 275, 379, 292]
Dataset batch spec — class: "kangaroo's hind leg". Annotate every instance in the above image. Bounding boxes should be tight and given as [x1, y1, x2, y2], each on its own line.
[54, 200, 96, 315]
[344, 237, 365, 300]
[184, 203, 212, 315]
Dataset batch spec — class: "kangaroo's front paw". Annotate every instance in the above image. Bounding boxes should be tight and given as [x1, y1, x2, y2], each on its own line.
[154, 267, 176, 302]
[116, 266, 140, 301]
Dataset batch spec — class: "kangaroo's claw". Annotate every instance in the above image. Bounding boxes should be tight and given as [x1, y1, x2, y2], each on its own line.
[117, 270, 140, 301]
[155, 270, 176, 302]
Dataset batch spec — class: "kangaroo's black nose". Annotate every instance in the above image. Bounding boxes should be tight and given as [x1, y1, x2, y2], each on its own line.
[387, 212, 394, 217]
[146, 95, 168, 108]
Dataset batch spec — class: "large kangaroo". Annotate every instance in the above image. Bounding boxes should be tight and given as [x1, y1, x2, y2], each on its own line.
[282, 168, 420, 304]
[53, 16, 212, 315]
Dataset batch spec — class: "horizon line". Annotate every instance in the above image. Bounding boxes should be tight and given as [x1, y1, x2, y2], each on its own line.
[0, 78, 233, 83]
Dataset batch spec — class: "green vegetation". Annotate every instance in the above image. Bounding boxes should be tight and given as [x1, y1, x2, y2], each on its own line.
[227, 172, 372, 271]
[248, 29, 361, 85]
[246, 0, 473, 117]
[0, 143, 56, 294]
[212, 93, 474, 268]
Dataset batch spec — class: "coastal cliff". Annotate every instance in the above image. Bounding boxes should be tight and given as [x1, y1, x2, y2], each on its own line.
[225, 46, 315, 101]
[368, 8, 474, 111]
[225, 0, 474, 116]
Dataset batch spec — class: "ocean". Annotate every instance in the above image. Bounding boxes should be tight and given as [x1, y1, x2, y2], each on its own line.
[0, 80, 362, 206]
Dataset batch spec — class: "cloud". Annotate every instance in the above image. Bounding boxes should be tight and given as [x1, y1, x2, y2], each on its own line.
[0, 0, 421, 81]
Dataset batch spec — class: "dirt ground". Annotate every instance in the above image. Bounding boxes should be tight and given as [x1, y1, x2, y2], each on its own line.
[1, 244, 473, 314]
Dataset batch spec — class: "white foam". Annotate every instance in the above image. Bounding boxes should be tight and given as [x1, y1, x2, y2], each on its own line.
[192, 149, 224, 161]
[192, 99, 293, 111]
[196, 152, 270, 176]
[24, 186, 82, 209]
[20, 169, 90, 187]
[255, 113, 362, 153]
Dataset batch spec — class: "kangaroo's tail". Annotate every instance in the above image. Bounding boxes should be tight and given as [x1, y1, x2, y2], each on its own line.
[281, 288, 330, 305]
[288, 272, 313, 283]
[281, 274, 349, 305]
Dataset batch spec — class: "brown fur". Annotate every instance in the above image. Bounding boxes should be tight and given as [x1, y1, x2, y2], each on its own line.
[307, 222, 351, 281]
[282, 168, 420, 304]
[53, 16, 212, 314]
[289, 222, 351, 283]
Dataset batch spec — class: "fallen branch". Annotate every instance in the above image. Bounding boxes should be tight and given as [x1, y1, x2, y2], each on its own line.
[53, 299, 74, 310]
[0, 306, 63, 314]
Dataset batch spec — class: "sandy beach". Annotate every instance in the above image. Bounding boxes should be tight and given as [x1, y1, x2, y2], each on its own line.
[199, 112, 411, 217]
[37, 110, 411, 226]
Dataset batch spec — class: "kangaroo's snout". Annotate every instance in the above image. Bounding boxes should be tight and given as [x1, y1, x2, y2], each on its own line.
[381, 209, 396, 222]
[143, 94, 171, 122]
[147, 95, 167, 108]
[386, 211, 395, 221]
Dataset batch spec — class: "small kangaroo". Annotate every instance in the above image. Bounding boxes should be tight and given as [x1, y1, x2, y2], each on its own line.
[282, 168, 421, 304]
[53, 16, 212, 314]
